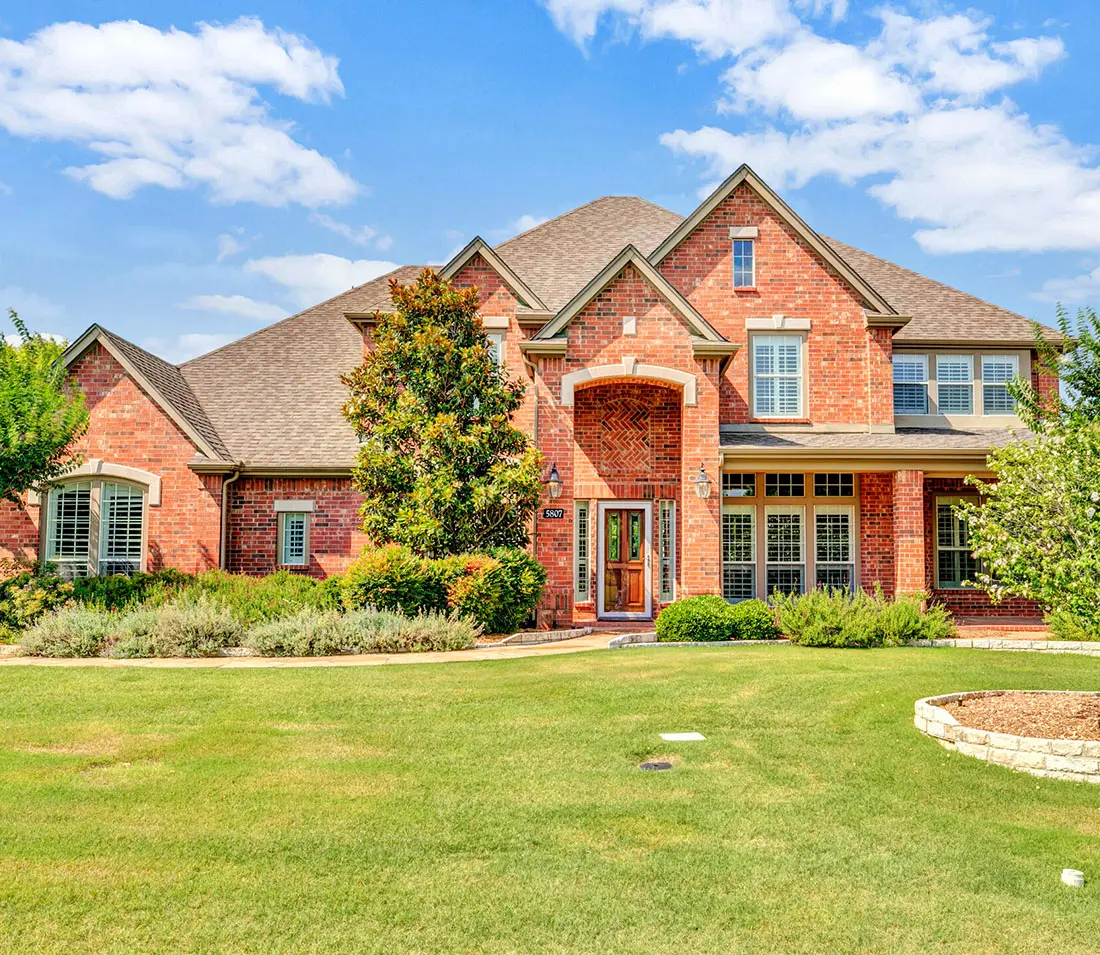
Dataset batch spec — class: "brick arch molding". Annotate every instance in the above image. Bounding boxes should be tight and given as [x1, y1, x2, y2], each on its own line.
[27, 459, 162, 507]
[560, 358, 697, 406]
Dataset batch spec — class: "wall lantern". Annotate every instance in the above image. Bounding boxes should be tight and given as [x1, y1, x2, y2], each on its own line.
[692, 462, 713, 500]
[544, 463, 564, 500]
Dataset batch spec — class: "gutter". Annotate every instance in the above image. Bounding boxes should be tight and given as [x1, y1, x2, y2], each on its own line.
[219, 467, 242, 570]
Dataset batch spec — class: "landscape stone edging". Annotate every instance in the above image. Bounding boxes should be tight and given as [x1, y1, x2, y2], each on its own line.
[608, 632, 788, 648]
[915, 690, 1100, 784]
[477, 627, 592, 648]
[912, 639, 1100, 656]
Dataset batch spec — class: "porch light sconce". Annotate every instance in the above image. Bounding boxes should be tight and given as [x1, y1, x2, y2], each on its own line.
[692, 462, 713, 500]
[544, 463, 564, 500]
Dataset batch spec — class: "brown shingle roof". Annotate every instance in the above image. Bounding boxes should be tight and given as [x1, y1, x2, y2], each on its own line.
[495, 196, 684, 311]
[822, 237, 1057, 344]
[720, 428, 1026, 451]
[180, 267, 421, 468]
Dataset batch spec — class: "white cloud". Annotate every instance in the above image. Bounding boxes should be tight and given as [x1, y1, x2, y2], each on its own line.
[4, 331, 65, 346]
[551, 3, 1082, 256]
[244, 252, 397, 307]
[0, 17, 357, 206]
[0, 181, 11, 196]
[179, 293, 287, 322]
[216, 232, 245, 261]
[1034, 266, 1100, 304]
[0, 285, 67, 322]
[311, 212, 391, 250]
[144, 332, 236, 363]
[509, 214, 550, 235]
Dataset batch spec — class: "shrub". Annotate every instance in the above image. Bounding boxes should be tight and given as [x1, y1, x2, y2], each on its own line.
[656, 595, 739, 642]
[72, 569, 191, 611]
[774, 587, 957, 648]
[185, 570, 338, 625]
[728, 599, 781, 640]
[1047, 609, 1100, 642]
[0, 570, 73, 637]
[21, 606, 113, 657]
[110, 595, 241, 658]
[245, 610, 355, 657]
[446, 547, 546, 634]
[341, 545, 447, 616]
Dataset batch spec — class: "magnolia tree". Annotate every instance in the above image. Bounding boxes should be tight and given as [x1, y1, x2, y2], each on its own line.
[959, 414, 1100, 633]
[0, 310, 87, 502]
[341, 270, 542, 557]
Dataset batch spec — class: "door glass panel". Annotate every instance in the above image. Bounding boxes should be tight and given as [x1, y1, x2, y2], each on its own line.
[607, 512, 620, 562]
[628, 511, 641, 560]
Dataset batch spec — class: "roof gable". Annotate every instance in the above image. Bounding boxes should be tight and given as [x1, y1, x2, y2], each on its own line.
[650, 165, 896, 317]
[534, 245, 726, 343]
[440, 237, 548, 310]
[64, 325, 228, 462]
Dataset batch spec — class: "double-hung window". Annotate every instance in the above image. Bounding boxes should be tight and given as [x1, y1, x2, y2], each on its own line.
[765, 506, 805, 596]
[733, 239, 755, 288]
[45, 480, 146, 578]
[936, 497, 980, 588]
[893, 355, 928, 414]
[814, 506, 854, 589]
[722, 505, 755, 601]
[981, 355, 1018, 414]
[936, 355, 974, 414]
[753, 336, 802, 418]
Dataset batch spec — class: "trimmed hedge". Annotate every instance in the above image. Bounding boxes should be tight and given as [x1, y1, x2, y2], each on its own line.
[655, 595, 779, 642]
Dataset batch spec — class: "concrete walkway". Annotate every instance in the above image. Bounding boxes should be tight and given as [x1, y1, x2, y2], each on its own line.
[0, 632, 612, 669]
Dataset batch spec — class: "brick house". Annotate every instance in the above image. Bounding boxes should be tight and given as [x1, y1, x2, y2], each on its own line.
[0, 166, 1058, 624]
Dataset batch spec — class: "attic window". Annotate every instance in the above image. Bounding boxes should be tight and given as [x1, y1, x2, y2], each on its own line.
[733, 240, 755, 288]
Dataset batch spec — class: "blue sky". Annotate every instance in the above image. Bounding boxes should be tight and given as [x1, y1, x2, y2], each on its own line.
[1, 1, 1099, 360]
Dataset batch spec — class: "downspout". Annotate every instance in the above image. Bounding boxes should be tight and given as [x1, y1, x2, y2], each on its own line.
[219, 467, 242, 570]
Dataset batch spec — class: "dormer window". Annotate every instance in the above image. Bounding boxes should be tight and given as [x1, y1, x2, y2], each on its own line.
[733, 239, 755, 288]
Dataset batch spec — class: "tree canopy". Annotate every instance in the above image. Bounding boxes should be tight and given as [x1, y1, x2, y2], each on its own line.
[0, 310, 87, 502]
[341, 270, 542, 557]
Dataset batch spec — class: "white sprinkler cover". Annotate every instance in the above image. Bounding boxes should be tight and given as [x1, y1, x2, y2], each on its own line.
[660, 732, 706, 741]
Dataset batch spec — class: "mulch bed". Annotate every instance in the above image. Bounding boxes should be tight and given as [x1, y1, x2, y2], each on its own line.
[942, 692, 1100, 741]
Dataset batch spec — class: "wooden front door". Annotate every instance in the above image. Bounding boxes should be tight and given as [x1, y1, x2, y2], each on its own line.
[601, 506, 648, 616]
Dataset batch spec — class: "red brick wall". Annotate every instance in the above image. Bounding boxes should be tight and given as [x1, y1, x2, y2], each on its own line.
[893, 469, 925, 595]
[658, 181, 892, 427]
[859, 472, 895, 598]
[227, 477, 368, 578]
[0, 343, 223, 573]
[923, 477, 1041, 616]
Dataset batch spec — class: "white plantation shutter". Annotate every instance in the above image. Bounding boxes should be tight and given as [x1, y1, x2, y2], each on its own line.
[936, 355, 974, 414]
[753, 337, 802, 417]
[893, 355, 928, 414]
[47, 482, 92, 578]
[982, 355, 1018, 414]
[98, 482, 144, 575]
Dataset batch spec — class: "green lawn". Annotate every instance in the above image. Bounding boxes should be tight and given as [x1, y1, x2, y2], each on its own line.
[1, 648, 1099, 954]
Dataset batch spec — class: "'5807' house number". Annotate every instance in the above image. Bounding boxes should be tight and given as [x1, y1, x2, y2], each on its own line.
[542, 508, 565, 519]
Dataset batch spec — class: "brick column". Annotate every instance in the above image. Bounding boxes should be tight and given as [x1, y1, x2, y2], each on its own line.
[892, 469, 926, 596]
[678, 359, 722, 598]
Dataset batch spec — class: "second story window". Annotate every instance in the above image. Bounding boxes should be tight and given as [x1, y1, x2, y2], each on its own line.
[487, 332, 505, 367]
[733, 239, 755, 288]
[753, 336, 802, 418]
[981, 355, 1018, 414]
[936, 355, 974, 414]
[893, 355, 928, 415]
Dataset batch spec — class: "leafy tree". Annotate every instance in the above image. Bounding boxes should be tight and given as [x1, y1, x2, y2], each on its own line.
[342, 269, 542, 557]
[0, 309, 87, 502]
[958, 413, 1100, 633]
[1013, 306, 1100, 424]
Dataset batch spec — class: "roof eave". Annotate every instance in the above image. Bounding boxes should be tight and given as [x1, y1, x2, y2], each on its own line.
[864, 311, 913, 331]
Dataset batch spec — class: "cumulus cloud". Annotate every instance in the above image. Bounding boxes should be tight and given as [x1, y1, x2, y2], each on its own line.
[216, 233, 246, 261]
[311, 212, 391, 250]
[544, 1, 1081, 256]
[1034, 266, 1100, 304]
[244, 252, 397, 307]
[144, 332, 236, 363]
[0, 17, 357, 206]
[179, 293, 287, 322]
[0, 285, 67, 322]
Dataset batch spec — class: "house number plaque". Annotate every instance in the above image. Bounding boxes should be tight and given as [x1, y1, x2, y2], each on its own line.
[542, 508, 565, 519]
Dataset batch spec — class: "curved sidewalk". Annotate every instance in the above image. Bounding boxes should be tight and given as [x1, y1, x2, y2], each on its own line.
[0, 632, 612, 669]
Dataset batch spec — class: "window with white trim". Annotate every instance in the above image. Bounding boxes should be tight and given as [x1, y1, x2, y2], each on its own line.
[722, 505, 755, 601]
[278, 511, 309, 567]
[487, 332, 505, 368]
[733, 239, 755, 288]
[575, 501, 590, 602]
[765, 505, 805, 596]
[45, 479, 146, 579]
[752, 336, 802, 418]
[658, 500, 675, 603]
[936, 355, 974, 414]
[981, 355, 1018, 414]
[936, 497, 979, 589]
[893, 355, 928, 414]
[814, 505, 854, 589]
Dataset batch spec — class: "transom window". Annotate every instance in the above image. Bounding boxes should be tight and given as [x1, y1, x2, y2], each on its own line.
[765, 473, 805, 497]
[733, 239, 755, 288]
[936, 355, 974, 414]
[722, 472, 756, 498]
[982, 355, 1018, 414]
[46, 480, 145, 578]
[752, 336, 802, 418]
[936, 497, 980, 589]
[893, 355, 928, 415]
[813, 473, 854, 498]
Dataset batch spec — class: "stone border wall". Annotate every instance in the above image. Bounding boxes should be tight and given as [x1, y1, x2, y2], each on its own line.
[915, 690, 1100, 784]
[913, 639, 1100, 656]
[608, 632, 788, 648]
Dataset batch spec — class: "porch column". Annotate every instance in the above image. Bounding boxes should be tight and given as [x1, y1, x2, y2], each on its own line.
[892, 469, 925, 596]
[678, 359, 722, 598]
